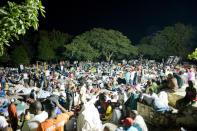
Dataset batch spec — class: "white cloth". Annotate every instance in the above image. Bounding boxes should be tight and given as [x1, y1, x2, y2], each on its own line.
[60, 84, 65, 90]
[80, 86, 87, 103]
[77, 102, 102, 131]
[130, 71, 135, 80]
[16, 88, 32, 94]
[142, 94, 155, 106]
[0, 116, 8, 129]
[37, 90, 51, 99]
[158, 91, 169, 107]
[23, 73, 29, 79]
[191, 72, 195, 81]
[110, 108, 122, 124]
[20, 64, 24, 70]
[46, 70, 50, 77]
[22, 111, 48, 131]
[134, 115, 148, 131]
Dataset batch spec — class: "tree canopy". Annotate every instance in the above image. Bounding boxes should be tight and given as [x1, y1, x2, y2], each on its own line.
[38, 30, 72, 61]
[137, 23, 196, 60]
[10, 45, 29, 65]
[65, 28, 137, 61]
[38, 31, 56, 61]
[0, 0, 45, 55]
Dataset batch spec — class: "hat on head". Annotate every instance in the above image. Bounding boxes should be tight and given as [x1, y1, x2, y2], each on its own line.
[10, 98, 17, 102]
[121, 117, 134, 125]
[118, 87, 123, 91]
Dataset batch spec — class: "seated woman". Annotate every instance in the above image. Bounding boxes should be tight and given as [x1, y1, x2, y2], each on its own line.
[176, 80, 196, 110]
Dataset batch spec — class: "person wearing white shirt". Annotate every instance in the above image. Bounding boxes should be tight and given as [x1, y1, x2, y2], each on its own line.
[80, 82, 87, 103]
[130, 71, 135, 86]
[22, 101, 48, 131]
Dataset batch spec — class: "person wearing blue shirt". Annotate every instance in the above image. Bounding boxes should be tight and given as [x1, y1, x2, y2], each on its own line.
[116, 117, 138, 131]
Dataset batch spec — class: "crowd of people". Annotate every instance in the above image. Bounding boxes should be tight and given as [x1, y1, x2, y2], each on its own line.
[0, 60, 197, 131]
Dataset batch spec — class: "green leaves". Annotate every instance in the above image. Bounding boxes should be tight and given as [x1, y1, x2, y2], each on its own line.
[138, 23, 196, 60]
[0, 0, 45, 56]
[64, 28, 137, 61]
[188, 48, 197, 60]
[38, 30, 72, 61]
[10, 45, 30, 65]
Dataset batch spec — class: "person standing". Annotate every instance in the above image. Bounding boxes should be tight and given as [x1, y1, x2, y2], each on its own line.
[79, 82, 87, 103]
[22, 101, 48, 131]
[125, 70, 131, 86]
[23, 71, 29, 88]
[1, 73, 6, 90]
[66, 85, 74, 111]
[8, 98, 18, 131]
[37, 99, 71, 131]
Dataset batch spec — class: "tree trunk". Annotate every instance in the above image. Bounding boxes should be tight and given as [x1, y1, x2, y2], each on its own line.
[106, 52, 113, 63]
[106, 56, 111, 63]
[140, 54, 143, 65]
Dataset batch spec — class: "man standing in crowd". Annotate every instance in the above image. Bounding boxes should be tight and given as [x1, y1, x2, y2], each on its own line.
[22, 101, 48, 131]
[1, 73, 6, 90]
[8, 98, 18, 131]
[37, 99, 71, 131]
[66, 85, 74, 111]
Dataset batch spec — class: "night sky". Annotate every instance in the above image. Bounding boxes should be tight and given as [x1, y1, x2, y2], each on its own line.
[2, 0, 197, 44]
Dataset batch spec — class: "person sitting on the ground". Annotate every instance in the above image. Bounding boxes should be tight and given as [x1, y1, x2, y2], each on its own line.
[140, 88, 171, 113]
[139, 88, 157, 106]
[37, 98, 71, 131]
[110, 102, 122, 124]
[95, 93, 108, 119]
[173, 72, 183, 89]
[125, 89, 139, 110]
[105, 100, 113, 120]
[58, 94, 67, 108]
[118, 87, 128, 103]
[151, 79, 158, 94]
[167, 74, 178, 93]
[176, 80, 197, 110]
[30, 89, 37, 100]
[22, 101, 48, 131]
[116, 117, 138, 131]
[130, 110, 148, 131]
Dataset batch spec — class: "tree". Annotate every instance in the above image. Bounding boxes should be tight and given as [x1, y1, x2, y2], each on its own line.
[38, 32, 56, 61]
[15, 32, 39, 61]
[65, 28, 137, 62]
[153, 24, 194, 58]
[137, 36, 155, 59]
[37, 30, 72, 61]
[64, 30, 98, 61]
[188, 48, 197, 60]
[64, 36, 99, 61]
[10, 45, 29, 65]
[48, 30, 72, 60]
[0, 51, 10, 63]
[0, 0, 45, 55]
[138, 23, 196, 60]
